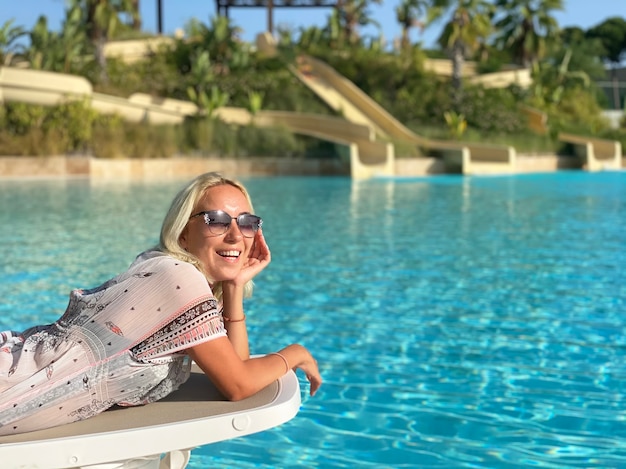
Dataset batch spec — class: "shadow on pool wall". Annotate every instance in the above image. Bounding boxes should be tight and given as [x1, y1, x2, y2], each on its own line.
[0, 33, 623, 180]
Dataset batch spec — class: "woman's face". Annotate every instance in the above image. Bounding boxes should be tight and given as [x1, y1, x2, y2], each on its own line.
[180, 184, 254, 284]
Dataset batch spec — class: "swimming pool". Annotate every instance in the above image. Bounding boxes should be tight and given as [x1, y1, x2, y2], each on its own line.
[1, 172, 625, 468]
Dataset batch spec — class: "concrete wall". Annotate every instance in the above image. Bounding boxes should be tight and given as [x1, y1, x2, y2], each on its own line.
[515, 154, 583, 173]
[3, 154, 622, 180]
[0, 156, 350, 180]
[0, 156, 90, 177]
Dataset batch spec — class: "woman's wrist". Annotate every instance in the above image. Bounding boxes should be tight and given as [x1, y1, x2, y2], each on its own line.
[269, 352, 290, 374]
[221, 281, 245, 302]
[222, 279, 247, 293]
[223, 314, 246, 323]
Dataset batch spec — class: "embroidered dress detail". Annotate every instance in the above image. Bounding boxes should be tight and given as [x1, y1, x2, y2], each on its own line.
[132, 298, 223, 360]
[0, 251, 226, 436]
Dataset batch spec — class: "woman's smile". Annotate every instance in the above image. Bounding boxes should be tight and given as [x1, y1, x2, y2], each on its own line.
[216, 249, 241, 262]
[180, 184, 255, 282]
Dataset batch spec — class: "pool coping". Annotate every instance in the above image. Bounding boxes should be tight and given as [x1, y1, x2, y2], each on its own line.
[0, 154, 623, 179]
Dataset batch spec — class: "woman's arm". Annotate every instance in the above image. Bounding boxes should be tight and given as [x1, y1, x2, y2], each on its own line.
[221, 282, 249, 359]
[188, 338, 322, 401]
[220, 229, 271, 360]
[189, 229, 323, 401]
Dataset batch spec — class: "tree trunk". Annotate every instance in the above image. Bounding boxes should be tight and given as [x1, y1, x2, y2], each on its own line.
[131, 0, 142, 30]
[451, 41, 464, 110]
[612, 69, 620, 110]
[401, 26, 409, 50]
[96, 37, 108, 84]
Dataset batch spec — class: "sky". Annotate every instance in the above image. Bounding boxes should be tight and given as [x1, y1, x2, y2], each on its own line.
[1, 0, 624, 48]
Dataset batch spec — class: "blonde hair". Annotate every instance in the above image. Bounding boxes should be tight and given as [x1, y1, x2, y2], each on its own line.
[157, 172, 255, 300]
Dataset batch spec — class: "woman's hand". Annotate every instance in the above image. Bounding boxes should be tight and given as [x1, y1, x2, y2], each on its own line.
[247, 228, 271, 268]
[229, 229, 271, 288]
[299, 355, 323, 397]
[189, 339, 322, 401]
[280, 344, 322, 397]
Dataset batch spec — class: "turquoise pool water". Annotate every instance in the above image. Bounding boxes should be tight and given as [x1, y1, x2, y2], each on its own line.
[1, 172, 625, 468]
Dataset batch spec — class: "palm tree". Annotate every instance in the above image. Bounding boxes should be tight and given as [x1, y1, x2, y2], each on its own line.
[558, 26, 606, 81]
[335, 0, 382, 46]
[395, 0, 428, 50]
[326, 8, 344, 48]
[428, 0, 494, 108]
[71, 0, 138, 82]
[130, 0, 141, 30]
[205, 16, 244, 68]
[183, 16, 247, 75]
[492, 0, 563, 68]
[26, 6, 88, 73]
[0, 20, 26, 66]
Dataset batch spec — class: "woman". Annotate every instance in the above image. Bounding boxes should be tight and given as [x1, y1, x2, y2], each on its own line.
[0, 172, 321, 435]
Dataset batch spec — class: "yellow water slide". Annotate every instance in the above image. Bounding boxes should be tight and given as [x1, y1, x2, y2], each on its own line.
[293, 55, 428, 146]
[291, 54, 624, 173]
[291, 54, 519, 175]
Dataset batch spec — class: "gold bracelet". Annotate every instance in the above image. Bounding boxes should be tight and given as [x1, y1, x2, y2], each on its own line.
[223, 314, 246, 323]
[269, 352, 290, 374]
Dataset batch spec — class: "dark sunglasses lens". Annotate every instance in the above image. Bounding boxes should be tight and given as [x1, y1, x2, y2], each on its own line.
[238, 215, 262, 238]
[203, 211, 231, 235]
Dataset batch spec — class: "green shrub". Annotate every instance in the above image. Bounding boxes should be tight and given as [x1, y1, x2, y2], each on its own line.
[458, 86, 526, 134]
[0, 129, 45, 155]
[235, 124, 302, 157]
[123, 123, 180, 158]
[43, 100, 98, 152]
[210, 120, 238, 156]
[91, 115, 126, 158]
[2, 103, 47, 135]
[548, 87, 611, 136]
[0, 101, 97, 155]
[180, 116, 220, 155]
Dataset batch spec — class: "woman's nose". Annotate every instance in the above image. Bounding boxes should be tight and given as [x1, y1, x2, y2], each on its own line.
[224, 220, 243, 241]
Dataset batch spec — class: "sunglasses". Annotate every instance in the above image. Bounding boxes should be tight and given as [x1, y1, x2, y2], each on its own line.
[189, 210, 262, 238]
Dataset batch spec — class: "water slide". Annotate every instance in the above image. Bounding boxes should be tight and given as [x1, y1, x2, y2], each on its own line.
[293, 55, 428, 146]
[1, 35, 620, 177]
[291, 54, 520, 175]
[296, 53, 625, 173]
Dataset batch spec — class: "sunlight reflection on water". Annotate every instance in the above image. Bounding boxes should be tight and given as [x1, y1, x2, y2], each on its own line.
[1, 172, 626, 468]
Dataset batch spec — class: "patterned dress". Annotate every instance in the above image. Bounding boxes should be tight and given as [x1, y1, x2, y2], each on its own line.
[0, 250, 226, 435]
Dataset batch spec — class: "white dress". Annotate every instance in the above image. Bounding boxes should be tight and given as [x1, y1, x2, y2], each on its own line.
[0, 251, 226, 435]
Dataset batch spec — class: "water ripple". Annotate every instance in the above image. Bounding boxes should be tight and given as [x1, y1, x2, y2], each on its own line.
[2, 173, 626, 468]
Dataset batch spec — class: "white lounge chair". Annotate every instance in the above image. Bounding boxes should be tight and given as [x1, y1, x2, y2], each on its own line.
[0, 364, 301, 469]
